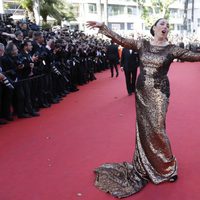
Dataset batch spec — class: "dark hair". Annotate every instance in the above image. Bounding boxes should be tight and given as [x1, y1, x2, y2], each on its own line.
[15, 30, 23, 37]
[33, 31, 43, 40]
[150, 18, 164, 36]
[28, 30, 34, 38]
[5, 42, 16, 55]
[21, 39, 32, 49]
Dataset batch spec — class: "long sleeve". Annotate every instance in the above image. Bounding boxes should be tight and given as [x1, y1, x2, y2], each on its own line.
[120, 49, 125, 67]
[99, 24, 141, 51]
[171, 45, 200, 62]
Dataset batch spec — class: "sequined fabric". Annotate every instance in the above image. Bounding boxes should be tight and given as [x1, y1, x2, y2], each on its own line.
[95, 24, 200, 198]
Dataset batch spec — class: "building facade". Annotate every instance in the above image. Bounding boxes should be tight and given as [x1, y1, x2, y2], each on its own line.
[67, 0, 200, 36]
[1, 0, 24, 19]
[1, 0, 200, 36]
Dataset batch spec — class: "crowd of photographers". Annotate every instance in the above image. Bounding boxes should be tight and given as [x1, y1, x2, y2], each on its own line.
[2, 15, 200, 125]
[0, 18, 109, 125]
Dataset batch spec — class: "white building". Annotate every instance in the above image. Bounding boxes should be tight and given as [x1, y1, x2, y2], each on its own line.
[1, 0, 25, 18]
[1, 0, 200, 36]
[0, 0, 4, 13]
[66, 0, 200, 36]
[67, 0, 142, 35]
[187, 0, 200, 34]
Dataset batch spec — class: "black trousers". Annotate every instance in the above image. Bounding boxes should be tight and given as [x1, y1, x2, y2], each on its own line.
[109, 60, 118, 77]
[124, 68, 137, 94]
[30, 76, 40, 109]
[14, 80, 33, 116]
[0, 83, 13, 119]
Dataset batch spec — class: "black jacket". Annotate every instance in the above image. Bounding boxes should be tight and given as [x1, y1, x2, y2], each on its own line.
[1, 54, 18, 81]
[18, 51, 32, 78]
[106, 44, 119, 62]
[121, 48, 139, 71]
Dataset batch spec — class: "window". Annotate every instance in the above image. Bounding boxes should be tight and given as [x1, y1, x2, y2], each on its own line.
[179, 10, 184, 18]
[108, 23, 125, 30]
[108, 5, 124, 16]
[6, 2, 20, 9]
[127, 23, 134, 30]
[127, 6, 137, 15]
[197, 18, 200, 27]
[148, 7, 153, 15]
[4, 2, 24, 15]
[188, 19, 191, 31]
[155, 7, 160, 14]
[170, 8, 178, 18]
[101, 4, 104, 16]
[72, 4, 79, 17]
[177, 25, 184, 30]
[88, 3, 97, 14]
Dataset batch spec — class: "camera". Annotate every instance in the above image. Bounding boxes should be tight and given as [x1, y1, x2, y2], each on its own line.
[0, 14, 15, 33]
[34, 51, 48, 60]
[15, 56, 26, 67]
[2, 76, 14, 89]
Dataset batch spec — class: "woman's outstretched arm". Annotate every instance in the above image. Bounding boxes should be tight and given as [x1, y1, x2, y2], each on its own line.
[172, 45, 200, 62]
[86, 21, 141, 51]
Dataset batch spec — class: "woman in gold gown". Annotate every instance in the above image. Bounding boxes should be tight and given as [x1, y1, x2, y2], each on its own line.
[86, 19, 200, 198]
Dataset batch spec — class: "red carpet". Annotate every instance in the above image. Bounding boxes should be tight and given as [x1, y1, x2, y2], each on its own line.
[0, 62, 200, 200]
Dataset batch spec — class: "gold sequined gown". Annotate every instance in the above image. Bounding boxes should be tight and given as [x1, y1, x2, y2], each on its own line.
[94, 25, 200, 198]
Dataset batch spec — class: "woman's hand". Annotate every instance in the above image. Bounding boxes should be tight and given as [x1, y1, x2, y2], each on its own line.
[86, 21, 103, 29]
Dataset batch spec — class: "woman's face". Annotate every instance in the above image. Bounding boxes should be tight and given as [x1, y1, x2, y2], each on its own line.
[153, 19, 169, 39]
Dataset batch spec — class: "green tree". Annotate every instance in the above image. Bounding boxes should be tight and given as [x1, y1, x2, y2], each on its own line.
[20, 0, 75, 25]
[138, 0, 176, 28]
[20, 0, 35, 21]
[40, 0, 75, 24]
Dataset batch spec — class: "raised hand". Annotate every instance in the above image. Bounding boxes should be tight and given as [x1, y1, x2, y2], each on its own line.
[86, 21, 103, 29]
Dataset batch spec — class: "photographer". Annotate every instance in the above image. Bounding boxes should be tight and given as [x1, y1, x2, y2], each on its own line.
[0, 43, 13, 122]
[86, 44, 97, 81]
[1, 42, 31, 118]
[77, 44, 88, 85]
[66, 43, 81, 92]
[0, 44, 6, 125]
[1, 13, 113, 126]
[50, 41, 70, 98]
[13, 30, 24, 50]
[19, 40, 40, 116]
[44, 38, 62, 104]
[0, 72, 8, 124]
[106, 40, 119, 78]
[19, 22, 29, 38]
[31, 31, 50, 108]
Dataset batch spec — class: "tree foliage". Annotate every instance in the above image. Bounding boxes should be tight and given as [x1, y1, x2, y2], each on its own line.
[138, 0, 176, 28]
[40, 0, 75, 24]
[20, 0, 35, 21]
[20, 0, 75, 24]
[20, 0, 33, 11]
